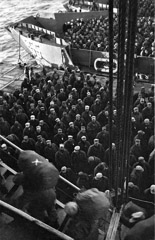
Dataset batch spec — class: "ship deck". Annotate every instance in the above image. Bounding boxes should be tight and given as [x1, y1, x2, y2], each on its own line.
[0, 61, 152, 240]
[0, 61, 151, 95]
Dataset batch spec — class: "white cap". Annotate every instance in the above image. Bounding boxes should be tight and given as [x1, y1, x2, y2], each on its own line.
[135, 165, 144, 172]
[150, 185, 155, 194]
[85, 105, 89, 109]
[1, 144, 7, 149]
[59, 144, 64, 148]
[95, 172, 103, 180]
[61, 166, 67, 173]
[55, 118, 60, 122]
[81, 136, 86, 140]
[74, 146, 80, 151]
[64, 202, 78, 216]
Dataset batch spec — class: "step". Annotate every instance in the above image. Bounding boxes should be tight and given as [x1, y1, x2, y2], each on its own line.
[0, 166, 8, 177]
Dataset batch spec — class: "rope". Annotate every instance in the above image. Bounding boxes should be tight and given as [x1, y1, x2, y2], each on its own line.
[18, 31, 22, 63]
[115, 0, 127, 209]
[121, 2, 133, 203]
[108, 0, 114, 190]
[123, 0, 139, 202]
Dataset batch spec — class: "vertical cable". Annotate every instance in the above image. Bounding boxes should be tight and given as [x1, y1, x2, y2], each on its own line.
[18, 31, 21, 63]
[115, 0, 127, 209]
[108, 0, 113, 191]
[124, 0, 139, 202]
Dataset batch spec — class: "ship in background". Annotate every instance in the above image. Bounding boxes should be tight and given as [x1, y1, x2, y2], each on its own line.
[5, 0, 154, 78]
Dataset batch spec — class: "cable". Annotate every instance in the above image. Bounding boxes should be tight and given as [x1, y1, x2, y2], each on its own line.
[115, 0, 127, 209]
[123, 0, 139, 202]
[108, 0, 114, 191]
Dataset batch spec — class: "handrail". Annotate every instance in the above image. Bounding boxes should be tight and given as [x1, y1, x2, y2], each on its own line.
[0, 135, 80, 192]
[0, 159, 17, 175]
[129, 197, 155, 207]
[0, 200, 73, 240]
[0, 135, 24, 153]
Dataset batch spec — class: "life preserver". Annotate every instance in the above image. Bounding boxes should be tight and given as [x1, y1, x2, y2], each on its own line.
[94, 58, 118, 73]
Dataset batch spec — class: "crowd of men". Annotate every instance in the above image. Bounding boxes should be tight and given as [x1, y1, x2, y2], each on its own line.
[0, 63, 154, 205]
[63, 0, 154, 57]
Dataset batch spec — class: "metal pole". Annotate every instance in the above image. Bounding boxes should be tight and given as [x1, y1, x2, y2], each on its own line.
[0, 135, 23, 152]
[59, 175, 80, 191]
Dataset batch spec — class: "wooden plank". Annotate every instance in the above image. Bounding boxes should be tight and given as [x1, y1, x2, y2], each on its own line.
[105, 207, 122, 240]
[110, 211, 122, 239]
[105, 208, 116, 240]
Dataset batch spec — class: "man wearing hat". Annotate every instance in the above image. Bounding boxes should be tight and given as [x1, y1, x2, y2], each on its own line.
[143, 184, 155, 202]
[142, 102, 154, 121]
[69, 69, 77, 87]
[54, 118, 65, 134]
[91, 173, 109, 192]
[91, 98, 102, 116]
[59, 101, 69, 118]
[71, 146, 88, 173]
[13, 150, 59, 227]
[33, 88, 44, 102]
[67, 122, 79, 141]
[44, 139, 58, 165]
[88, 139, 105, 162]
[68, 105, 78, 122]
[23, 122, 35, 139]
[83, 91, 94, 107]
[34, 125, 48, 141]
[97, 110, 109, 127]
[81, 105, 93, 125]
[130, 165, 145, 193]
[132, 156, 150, 181]
[130, 138, 143, 161]
[87, 116, 101, 143]
[127, 182, 140, 199]
[21, 135, 35, 151]
[76, 99, 85, 115]
[124, 214, 154, 240]
[74, 114, 86, 130]
[64, 188, 110, 240]
[56, 166, 77, 202]
[76, 125, 88, 143]
[78, 135, 90, 154]
[0, 143, 18, 169]
[80, 82, 92, 100]
[29, 115, 39, 129]
[53, 128, 65, 147]
[64, 135, 75, 155]
[55, 144, 71, 170]
[96, 126, 109, 150]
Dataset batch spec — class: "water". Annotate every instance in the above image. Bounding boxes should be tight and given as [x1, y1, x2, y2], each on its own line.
[0, 0, 66, 73]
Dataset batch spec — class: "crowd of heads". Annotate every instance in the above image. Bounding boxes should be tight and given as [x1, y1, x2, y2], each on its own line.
[63, 0, 154, 57]
[0, 64, 154, 203]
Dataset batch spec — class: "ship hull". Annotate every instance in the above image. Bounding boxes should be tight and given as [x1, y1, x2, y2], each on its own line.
[7, 26, 74, 68]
